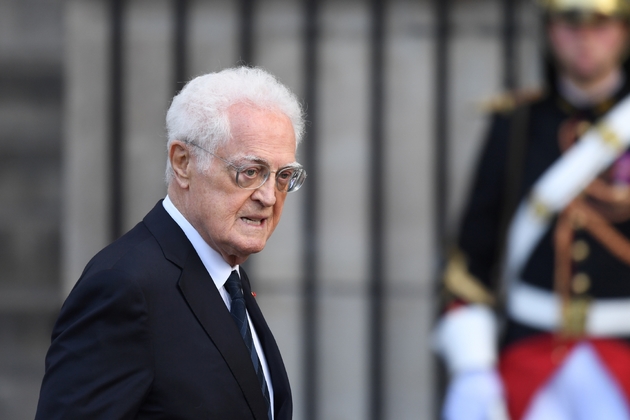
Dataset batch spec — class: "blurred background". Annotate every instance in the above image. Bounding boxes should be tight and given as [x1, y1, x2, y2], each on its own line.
[0, 0, 544, 418]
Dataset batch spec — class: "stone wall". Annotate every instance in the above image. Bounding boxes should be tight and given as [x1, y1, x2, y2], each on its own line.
[0, 0, 63, 418]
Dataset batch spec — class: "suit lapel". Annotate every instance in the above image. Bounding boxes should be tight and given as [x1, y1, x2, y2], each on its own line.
[240, 270, 293, 420]
[143, 201, 270, 420]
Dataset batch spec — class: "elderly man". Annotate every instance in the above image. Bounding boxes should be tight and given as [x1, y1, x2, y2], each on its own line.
[435, 0, 630, 419]
[35, 67, 306, 420]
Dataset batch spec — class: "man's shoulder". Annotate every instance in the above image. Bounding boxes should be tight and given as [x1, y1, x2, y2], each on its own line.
[86, 202, 186, 264]
[81, 221, 162, 279]
[78, 203, 189, 287]
[66, 225, 187, 314]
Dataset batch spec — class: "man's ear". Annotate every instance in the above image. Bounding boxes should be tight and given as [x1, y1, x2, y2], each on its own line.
[169, 141, 192, 188]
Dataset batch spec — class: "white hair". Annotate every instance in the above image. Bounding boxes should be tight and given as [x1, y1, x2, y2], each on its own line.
[165, 66, 305, 183]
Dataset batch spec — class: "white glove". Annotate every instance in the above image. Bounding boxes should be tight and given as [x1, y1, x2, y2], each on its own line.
[442, 369, 510, 420]
[433, 305, 498, 373]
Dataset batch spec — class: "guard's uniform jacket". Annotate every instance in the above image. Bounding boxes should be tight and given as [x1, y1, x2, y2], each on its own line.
[443, 81, 630, 419]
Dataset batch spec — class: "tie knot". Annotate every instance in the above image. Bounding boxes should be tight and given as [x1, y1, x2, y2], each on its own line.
[224, 270, 243, 300]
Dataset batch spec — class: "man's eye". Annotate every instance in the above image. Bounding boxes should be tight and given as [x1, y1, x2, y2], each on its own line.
[276, 170, 294, 183]
[278, 170, 293, 180]
[242, 167, 260, 178]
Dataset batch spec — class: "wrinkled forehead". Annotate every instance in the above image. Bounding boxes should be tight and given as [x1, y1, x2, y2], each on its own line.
[225, 102, 299, 152]
[221, 104, 297, 162]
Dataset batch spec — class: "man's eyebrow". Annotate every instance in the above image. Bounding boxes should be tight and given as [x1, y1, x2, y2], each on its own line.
[236, 155, 301, 169]
[236, 155, 270, 166]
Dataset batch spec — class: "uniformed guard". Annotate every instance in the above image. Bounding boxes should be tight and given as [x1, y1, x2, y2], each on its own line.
[434, 1, 630, 419]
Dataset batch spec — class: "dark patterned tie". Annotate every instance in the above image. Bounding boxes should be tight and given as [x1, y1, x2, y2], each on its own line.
[225, 270, 272, 420]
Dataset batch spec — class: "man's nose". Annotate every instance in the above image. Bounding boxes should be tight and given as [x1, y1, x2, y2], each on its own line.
[251, 177, 277, 206]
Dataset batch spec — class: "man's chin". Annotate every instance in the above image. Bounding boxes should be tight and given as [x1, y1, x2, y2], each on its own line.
[233, 241, 267, 259]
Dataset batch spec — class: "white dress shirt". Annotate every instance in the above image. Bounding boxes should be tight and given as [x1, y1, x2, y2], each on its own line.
[163, 196, 274, 418]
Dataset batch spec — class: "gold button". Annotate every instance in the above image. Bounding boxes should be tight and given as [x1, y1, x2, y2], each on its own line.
[572, 240, 590, 262]
[572, 273, 591, 294]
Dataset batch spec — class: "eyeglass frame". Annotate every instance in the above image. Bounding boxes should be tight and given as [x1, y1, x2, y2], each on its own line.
[183, 140, 307, 193]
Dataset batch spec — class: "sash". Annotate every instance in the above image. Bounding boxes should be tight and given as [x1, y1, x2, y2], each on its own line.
[503, 94, 630, 284]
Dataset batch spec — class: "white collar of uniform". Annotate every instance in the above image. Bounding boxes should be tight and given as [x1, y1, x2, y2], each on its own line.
[558, 69, 625, 108]
[162, 195, 239, 290]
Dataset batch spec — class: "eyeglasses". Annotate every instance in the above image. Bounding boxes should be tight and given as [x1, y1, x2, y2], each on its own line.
[185, 141, 307, 193]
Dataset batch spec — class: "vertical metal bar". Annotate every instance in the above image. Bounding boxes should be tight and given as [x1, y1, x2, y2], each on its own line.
[173, 0, 189, 94]
[240, 0, 255, 66]
[502, 0, 517, 90]
[110, 0, 124, 241]
[303, 1, 319, 419]
[434, 0, 449, 276]
[369, 0, 385, 419]
[433, 0, 450, 417]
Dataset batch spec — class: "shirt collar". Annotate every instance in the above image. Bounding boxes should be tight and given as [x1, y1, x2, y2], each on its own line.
[162, 195, 239, 289]
[557, 69, 625, 110]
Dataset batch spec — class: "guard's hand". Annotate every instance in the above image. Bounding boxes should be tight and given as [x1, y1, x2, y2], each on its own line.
[442, 369, 510, 420]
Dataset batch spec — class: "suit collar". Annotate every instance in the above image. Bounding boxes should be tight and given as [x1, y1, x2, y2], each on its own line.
[142, 200, 192, 268]
[143, 201, 271, 420]
[177, 258, 270, 420]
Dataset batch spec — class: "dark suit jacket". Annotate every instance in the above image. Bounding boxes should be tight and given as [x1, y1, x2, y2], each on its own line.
[35, 201, 292, 419]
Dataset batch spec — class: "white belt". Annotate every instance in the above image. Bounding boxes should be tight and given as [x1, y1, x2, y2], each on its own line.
[508, 282, 630, 336]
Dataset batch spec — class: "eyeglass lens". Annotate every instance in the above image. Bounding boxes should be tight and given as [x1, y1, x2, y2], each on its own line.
[235, 165, 306, 192]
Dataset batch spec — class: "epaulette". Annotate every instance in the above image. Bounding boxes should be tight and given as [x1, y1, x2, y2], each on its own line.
[478, 87, 545, 114]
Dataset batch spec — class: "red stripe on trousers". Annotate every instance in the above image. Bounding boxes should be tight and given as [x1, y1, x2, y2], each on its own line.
[499, 334, 630, 420]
